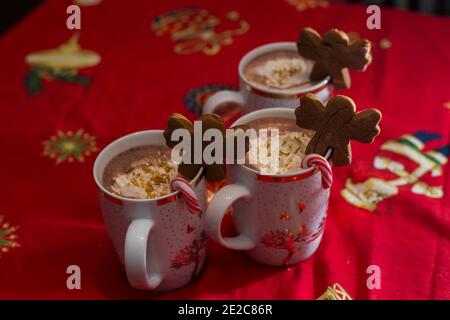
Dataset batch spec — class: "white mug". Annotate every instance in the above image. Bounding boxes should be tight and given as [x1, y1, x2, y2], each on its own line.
[205, 108, 332, 266]
[203, 42, 332, 115]
[93, 130, 207, 291]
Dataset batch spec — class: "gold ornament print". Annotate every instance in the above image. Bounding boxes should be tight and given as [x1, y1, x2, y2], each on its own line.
[317, 283, 352, 300]
[151, 8, 249, 55]
[341, 132, 449, 212]
[24, 34, 101, 95]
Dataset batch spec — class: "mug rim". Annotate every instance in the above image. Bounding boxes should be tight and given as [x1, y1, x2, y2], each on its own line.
[238, 41, 331, 97]
[231, 107, 316, 178]
[93, 130, 204, 203]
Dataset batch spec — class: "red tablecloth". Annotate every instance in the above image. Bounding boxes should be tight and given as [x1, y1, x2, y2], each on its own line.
[0, 0, 449, 299]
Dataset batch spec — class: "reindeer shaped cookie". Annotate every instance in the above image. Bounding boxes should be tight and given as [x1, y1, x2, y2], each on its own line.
[164, 113, 249, 182]
[297, 27, 372, 89]
[296, 93, 381, 166]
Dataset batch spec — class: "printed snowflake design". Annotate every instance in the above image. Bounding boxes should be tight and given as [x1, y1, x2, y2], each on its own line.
[42, 129, 98, 164]
[285, 0, 329, 12]
[0, 216, 19, 258]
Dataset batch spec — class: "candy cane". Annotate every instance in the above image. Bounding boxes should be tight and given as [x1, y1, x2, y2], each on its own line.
[302, 154, 333, 189]
[170, 177, 202, 214]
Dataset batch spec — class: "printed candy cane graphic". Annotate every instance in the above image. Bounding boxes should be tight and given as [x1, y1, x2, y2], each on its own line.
[170, 177, 202, 214]
[302, 154, 333, 189]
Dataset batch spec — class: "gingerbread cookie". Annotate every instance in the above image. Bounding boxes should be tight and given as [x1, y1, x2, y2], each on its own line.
[297, 27, 372, 90]
[295, 93, 381, 166]
[164, 113, 249, 182]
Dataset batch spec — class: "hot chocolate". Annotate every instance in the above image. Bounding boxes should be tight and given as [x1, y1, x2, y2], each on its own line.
[244, 117, 313, 174]
[103, 145, 178, 199]
[243, 50, 315, 91]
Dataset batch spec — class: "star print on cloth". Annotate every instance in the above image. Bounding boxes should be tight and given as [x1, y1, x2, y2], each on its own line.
[42, 129, 98, 164]
[0, 215, 19, 258]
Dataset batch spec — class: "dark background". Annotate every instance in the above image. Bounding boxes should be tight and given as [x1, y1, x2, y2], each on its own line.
[346, 0, 450, 15]
[0, 0, 42, 36]
[0, 0, 449, 36]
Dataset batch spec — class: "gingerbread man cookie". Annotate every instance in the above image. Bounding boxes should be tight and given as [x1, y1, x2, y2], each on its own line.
[295, 93, 381, 166]
[297, 27, 372, 90]
[164, 113, 249, 182]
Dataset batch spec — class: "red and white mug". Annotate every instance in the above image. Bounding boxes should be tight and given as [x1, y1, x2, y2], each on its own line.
[205, 108, 332, 266]
[203, 42, 333, 115]
[93, 130, 206, 291]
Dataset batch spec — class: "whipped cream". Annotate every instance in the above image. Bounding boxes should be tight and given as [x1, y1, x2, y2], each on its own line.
[256, 58, 308, 89]
[110, 160, 178, 199]
[248, 130, 311, 175]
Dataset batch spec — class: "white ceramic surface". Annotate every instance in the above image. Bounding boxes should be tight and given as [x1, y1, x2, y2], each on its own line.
[205, 108, 331, 266]
[93, 130, 207, 291]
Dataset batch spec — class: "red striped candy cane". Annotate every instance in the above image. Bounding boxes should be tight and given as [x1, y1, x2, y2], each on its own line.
[302, 154, 333, 189]
[170, 177, 202, 214]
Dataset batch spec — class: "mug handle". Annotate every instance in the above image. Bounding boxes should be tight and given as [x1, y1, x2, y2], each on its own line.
[202, 90, 245, 115]
[125, 219, 163, 290]
[205, 184, 255, 250]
